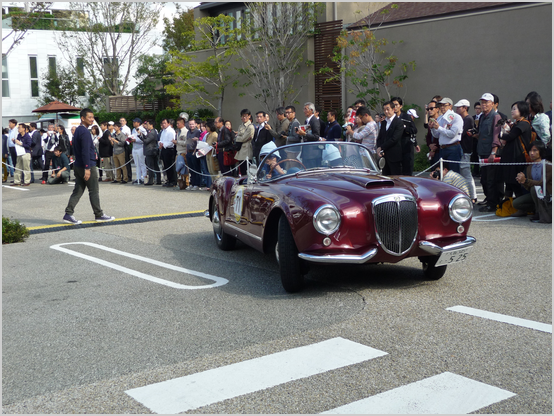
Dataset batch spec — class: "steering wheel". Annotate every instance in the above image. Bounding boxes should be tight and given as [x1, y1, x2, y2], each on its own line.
[268, 159, 307, 176]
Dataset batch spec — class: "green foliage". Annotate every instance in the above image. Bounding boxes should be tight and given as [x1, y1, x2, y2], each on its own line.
[319, 4, 416, 113]
[2, 216, 30, 244]
[162, 5, 195, 52]
[133, 54, 174, 107]
[414, 144, 431, 173]
[38, 64, 86, 107]
[166, 14, 240, 116]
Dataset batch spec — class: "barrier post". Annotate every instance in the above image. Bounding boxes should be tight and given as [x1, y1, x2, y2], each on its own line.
[542, 159, 547, 198]
[439, 157, 444, 181]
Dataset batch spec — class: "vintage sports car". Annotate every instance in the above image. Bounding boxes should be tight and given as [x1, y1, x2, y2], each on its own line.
[208, 141, 476, 293]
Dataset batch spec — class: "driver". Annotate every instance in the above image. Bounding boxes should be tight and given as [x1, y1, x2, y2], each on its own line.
[259, 142, 285, 180]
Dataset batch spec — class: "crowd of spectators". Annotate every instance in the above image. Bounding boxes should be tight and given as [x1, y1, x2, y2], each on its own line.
[2, 91, 552, 223]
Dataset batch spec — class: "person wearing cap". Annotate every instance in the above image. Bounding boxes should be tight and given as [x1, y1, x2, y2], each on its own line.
[455, 99, 477, 203]
[258, 141, 286, 180]
[429, 97, 463, 174]
[467, 93, 503, 212]
[391, 97, 419, 176]
[130, 118, 147, 184]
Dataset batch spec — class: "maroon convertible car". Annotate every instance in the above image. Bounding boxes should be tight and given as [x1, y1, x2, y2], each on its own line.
[208, 142, 476, 293]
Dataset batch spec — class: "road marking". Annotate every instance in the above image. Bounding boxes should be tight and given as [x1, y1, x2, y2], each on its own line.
[322, 372, 515, 414]
[50, 242, 228, 290]
[447, 305, 552, 333]
[2, 185, 29, 191]
[473, 216, 515, 222]
[125, 337, 388, 414]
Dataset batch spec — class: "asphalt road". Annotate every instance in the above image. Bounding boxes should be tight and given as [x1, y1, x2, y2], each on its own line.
[2, 177, 552, 414]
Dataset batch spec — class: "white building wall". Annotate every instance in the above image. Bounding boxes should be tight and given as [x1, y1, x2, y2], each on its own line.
[2, 28, 163, 127]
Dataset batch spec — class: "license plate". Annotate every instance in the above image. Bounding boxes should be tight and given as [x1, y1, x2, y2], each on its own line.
[435, 247, 472, 266]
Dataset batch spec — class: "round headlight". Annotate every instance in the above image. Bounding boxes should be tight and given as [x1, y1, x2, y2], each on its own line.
[449, 195, 473, 223]
[313, 205, 341, 235]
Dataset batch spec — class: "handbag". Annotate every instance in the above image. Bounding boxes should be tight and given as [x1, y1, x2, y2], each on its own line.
[223, 150, 236, 166]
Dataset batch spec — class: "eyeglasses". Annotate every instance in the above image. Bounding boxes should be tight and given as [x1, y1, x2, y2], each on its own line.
[284, 111, 292, 114]
[428, 107, 436, 110]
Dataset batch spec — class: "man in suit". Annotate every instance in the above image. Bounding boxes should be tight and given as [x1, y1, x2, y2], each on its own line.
[29, 122, 43, 183]
[215, 116, 234, 176]
[376, 101, 404, 176]
[296, 102, 322, 168]
[391, 96, 419, 176]
[143, 120, 161, 185]
[252, 111, 273, 164]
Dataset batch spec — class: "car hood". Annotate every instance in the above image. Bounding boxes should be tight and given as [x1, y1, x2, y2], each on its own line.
[281, 171, 415, 208]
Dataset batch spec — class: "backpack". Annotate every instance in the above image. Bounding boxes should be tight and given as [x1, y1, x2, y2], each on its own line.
[496, 197, 518, 217]
[518, 119, 536, 163]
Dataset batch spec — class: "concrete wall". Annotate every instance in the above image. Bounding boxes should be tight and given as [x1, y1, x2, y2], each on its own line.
[344, 3, 552, 144]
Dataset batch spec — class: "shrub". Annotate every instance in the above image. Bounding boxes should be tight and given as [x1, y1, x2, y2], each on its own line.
[2, 216, 30, 244]
[414, 144, 431, 173]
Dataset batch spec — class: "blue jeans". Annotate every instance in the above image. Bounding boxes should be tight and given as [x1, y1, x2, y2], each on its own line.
[186, 152, 201, 187]
[439, 143, 463, 174]
[199, 156, 212, 188]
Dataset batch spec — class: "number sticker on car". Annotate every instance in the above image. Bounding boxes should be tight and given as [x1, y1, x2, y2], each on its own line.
[233, 186, 245, 224]
[435, 247, 472, 267]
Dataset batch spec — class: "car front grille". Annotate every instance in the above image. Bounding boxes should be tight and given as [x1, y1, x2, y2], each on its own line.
[372, 195, 418, 256]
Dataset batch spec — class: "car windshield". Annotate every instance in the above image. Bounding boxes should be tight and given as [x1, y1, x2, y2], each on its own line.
[256, 141, 379, 182]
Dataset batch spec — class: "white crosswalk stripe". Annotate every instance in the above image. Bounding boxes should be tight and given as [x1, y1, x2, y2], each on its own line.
[321, 372, 515, 414]
[125, 337, 388, 414]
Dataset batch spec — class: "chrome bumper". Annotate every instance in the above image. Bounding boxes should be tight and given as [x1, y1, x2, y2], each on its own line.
[418, 236, 476, 256]
[298, 248, 378, 264]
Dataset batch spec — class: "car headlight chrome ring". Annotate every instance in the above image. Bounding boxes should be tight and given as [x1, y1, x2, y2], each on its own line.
[313, 204, 341, 235]
[449, 194, 473, 223]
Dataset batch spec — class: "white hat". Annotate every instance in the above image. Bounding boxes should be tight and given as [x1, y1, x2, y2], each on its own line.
[480, 93, 494, 102]
[322, 144, 341, 161]
[407, 109, 419, 118]
[260, 141, 278, 158]
[108, 121, 114, 125]
[454, 99, 470, 107]
[438, 97, 453, 105]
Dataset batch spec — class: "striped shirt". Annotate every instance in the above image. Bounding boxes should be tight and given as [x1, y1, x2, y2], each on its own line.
[443, 170, 469, 196]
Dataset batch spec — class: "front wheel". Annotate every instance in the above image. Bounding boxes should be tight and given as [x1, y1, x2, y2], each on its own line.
[278, 216, 305, 293]
[212, 199, 236, 251]
[419, 256, 447, 280]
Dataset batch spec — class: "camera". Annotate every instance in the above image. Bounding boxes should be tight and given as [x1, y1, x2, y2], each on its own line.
[496, 118, 508, 126]
[468, 127, 478, 135]
[432, 170, 440, 179]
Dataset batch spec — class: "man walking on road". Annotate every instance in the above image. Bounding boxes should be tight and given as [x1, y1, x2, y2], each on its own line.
[63, 108, 114, 225]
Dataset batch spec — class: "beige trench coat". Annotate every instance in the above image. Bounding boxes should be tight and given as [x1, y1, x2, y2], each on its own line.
[235, 121, 255, 161]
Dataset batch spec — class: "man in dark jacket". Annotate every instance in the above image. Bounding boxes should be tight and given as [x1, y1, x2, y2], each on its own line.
[63, 108, 114, 224]
[251, 111, 273, 164]
[391, 97, 418, 176]
[215, 116, 234, 176]
[29, 122, 43, 183]
[2, 127, 9, 182]
[376, 101, 404, 176]
[98, 121, 114, 181]
[296, 102, 322, 168]
[47, 146, 70, 184]
[143, 120, 161, 185]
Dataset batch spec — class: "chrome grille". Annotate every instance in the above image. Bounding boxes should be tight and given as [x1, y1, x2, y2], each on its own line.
[372, 195, 418, 256]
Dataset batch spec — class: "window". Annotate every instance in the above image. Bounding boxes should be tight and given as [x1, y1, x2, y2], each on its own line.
[48, 56, 56, 76]
[2, 54, 9, 97]
[29, 56, 39, 97]
[76, 56, 85, 96]
[103, 57, 118, 81]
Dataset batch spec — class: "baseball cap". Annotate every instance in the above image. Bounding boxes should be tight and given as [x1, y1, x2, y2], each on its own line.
[407, 109, 419, 118]
[480, 93, 494, 102]
[108, 121, 114, 125]
[438, 98, 453, 105]
[454, 99, 470, 107]
[133, 118, 142, 123]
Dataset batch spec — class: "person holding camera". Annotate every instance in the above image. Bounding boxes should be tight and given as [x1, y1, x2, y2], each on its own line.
[429, 98, 463, 174]
[430, 162, 470, 196]
[454, 99, 478, 203]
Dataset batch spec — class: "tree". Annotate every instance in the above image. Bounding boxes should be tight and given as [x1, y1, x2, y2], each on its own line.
[320, 4, 416, 112]
[233, 2, 323, 117]
[133, 54, 174, 108]
[37, 64, 83, 107]
[56, 2, 163, 96]
[162, 4, 195, 52]
[2, 2, 53, 56]
[165, 15, 239, 116]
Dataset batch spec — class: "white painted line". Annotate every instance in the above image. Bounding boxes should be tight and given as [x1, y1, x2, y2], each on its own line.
[126, 337, 388, 414]
[50, 242, 228, 290]
[2, 185, 30, 191]
[447, 305, 552, 333]
[473, 217, 516, 222]
[322, 372, 515, 414]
